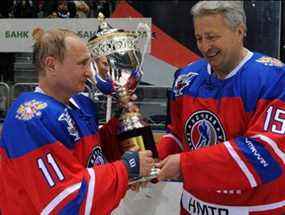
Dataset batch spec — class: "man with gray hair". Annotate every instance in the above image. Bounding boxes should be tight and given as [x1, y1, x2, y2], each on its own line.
[156, 1, 285, 214]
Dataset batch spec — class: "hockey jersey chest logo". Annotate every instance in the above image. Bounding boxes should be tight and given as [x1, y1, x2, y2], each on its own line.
[58, 109, 80, 142]
[87, 146, 107, 167]
[173, 72, 198, 96]
[185, 110, 226, 150]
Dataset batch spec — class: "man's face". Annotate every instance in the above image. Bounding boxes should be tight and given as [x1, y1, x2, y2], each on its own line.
[55, 36, 91, 95]
[96, 56, 110, 79]
[58, 1, 68, 11]
[194, 13, 245, 75]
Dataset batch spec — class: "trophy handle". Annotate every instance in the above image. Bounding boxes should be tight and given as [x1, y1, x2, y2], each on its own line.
[135, 23, 152, 73]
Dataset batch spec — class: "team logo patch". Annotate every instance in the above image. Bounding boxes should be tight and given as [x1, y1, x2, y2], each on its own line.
[87, 146, 107, 167]
[173, 72, 198, 96]
[16, 99, 47, 120]
[58, 109, 80, 142]
[185, 110, 226, 150]
[256, 56, 284, 67]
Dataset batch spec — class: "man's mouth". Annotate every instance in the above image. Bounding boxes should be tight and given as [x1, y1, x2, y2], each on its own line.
[206, 51, 219, 59]
[205, 49, 220, 59]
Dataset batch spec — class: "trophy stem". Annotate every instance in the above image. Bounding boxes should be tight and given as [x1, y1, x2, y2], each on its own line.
[118, 125, 158, 158]
[106, 95, 112, 122]
[117, 86, 130, 106]
[128, 166, 160, 185]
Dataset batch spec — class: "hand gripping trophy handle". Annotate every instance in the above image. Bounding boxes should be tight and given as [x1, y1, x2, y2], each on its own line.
[87, 13, 159, 184]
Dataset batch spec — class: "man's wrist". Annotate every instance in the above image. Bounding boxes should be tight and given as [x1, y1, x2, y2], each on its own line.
[122, 151, 140, 179]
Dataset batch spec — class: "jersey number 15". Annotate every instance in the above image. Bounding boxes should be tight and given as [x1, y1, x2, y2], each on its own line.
[264, 106, 285, 134]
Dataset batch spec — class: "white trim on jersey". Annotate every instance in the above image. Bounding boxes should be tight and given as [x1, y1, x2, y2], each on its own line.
[224, 141, 257, 188]
[163, 133, 184, 151]
[41, 182, 82, 215]
[85, 168, 96, 215]
[252, 134, 285, 164]
[35, 86, 82, 110]
[182, 189, 285, 215]
[69, 97, 81, 109]
[207, 48, 253, 79]
[249, 199, 285, 212]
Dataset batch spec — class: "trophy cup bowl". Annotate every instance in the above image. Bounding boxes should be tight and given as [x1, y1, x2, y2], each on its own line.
[87, 14, 159, 184]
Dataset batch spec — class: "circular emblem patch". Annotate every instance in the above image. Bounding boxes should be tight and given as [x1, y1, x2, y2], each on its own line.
[87, 146, 107, 167]
[185, 110, 226, 150]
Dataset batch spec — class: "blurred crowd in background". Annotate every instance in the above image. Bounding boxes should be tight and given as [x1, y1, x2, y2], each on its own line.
[0, 0, 118, 85]
[0, 0, 117, 19]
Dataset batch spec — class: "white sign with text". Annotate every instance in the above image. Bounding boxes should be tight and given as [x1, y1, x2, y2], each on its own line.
[0, 18, 151, 52]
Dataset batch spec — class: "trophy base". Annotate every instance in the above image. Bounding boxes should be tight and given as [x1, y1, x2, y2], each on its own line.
[118, 126, 158, 158]
[128, 167, 160, 185]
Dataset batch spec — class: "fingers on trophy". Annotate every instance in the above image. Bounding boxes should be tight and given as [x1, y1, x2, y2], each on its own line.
[87, 13, 160, 185]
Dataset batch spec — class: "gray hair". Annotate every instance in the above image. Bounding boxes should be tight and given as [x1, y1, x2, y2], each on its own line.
[191, 1, 247, 32]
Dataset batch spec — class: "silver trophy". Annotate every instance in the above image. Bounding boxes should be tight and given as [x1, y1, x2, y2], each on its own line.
[88, 13, 159, 184]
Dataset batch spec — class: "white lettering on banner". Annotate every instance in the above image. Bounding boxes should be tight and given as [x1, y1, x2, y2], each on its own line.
[0, 18, 151, 52]
[181, 190, 249, 215]
[77, 31, 97, 39]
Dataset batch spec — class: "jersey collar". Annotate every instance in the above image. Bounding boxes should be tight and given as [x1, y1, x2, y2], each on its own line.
[34, 86, 80, 109]
[207, 49, 253, 79]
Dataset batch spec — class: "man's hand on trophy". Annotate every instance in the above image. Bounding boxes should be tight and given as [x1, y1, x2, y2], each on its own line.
[139, 150, 154, 176]
[122, 150, 154, 181]
[156, 154, 182, 181]
[121, 144, 154, 191]
[129, 150, 154, 191]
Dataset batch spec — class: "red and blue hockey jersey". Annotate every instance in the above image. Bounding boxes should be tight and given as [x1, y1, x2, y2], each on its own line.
[0, 91, 127, 214]
[157, 51, 285, 215]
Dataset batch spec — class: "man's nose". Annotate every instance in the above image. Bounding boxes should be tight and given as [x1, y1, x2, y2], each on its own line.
[199, 39, 213, 54]
[85, 64, 92, 78]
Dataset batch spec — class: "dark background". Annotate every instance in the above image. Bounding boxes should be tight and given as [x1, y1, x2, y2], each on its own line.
[128, 0, 283, 61]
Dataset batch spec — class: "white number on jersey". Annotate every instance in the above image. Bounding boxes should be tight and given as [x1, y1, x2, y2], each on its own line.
[37, 153, 65, 187]
[264, 106, 285, 134]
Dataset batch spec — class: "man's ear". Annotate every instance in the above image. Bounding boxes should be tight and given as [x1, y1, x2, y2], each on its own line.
[237, 24, 246, 40]
[44, 56, 56, 75]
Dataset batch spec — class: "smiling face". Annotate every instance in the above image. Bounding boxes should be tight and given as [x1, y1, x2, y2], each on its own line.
[194, 13, 245, 78]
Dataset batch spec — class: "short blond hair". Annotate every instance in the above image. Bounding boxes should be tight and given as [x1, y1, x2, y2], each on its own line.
[32, 27, 78, 75]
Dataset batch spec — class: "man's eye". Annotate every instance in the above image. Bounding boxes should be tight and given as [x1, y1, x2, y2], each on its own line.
[207, 35, 218, 41]
[196, 38, 202, 42]
[79, 59, 89, 66]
